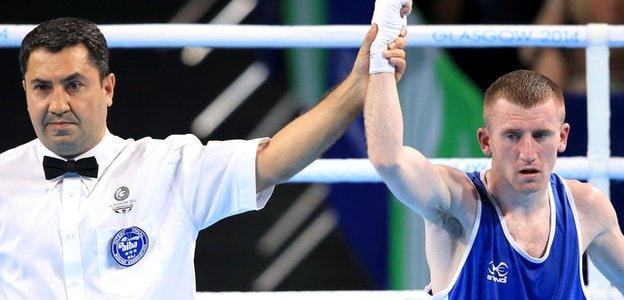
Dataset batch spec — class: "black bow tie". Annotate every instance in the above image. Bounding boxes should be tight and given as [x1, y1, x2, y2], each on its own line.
[43, 156, 99, 180]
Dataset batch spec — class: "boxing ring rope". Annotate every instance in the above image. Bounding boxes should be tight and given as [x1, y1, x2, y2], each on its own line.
[289, 157, 624, 183]
[1, 24, 622, 299]
[2, 24, 624, 48]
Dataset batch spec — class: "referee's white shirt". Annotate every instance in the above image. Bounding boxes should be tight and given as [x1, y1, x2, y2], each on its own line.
[0, 130, 274, 299]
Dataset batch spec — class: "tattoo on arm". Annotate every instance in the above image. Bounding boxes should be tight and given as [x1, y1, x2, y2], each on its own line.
[437, 209, 463, 238]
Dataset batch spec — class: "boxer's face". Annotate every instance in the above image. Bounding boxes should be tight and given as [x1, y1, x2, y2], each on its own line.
[23, 44, 115, 158]
[478, 98, 569, 194]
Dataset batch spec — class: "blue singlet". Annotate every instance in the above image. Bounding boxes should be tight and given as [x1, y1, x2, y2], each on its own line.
[431, 171, 588, 299]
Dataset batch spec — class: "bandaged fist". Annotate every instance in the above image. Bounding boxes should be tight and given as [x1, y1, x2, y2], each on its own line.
[370, 0, 412, 74]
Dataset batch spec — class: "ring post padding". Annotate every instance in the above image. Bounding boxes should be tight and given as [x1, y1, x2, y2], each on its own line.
[586, 23, 611, 195]
[586, 23, 612, 291]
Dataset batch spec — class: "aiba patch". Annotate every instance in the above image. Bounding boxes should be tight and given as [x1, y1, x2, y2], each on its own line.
[110, 226, 149, 267]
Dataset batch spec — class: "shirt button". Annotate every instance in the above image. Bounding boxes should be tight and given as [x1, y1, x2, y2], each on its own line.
[71, 281, 80, 288]
[66, 233, 76, 240]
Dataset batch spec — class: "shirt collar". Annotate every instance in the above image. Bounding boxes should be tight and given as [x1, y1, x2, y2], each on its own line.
[36, 129, 127, 192]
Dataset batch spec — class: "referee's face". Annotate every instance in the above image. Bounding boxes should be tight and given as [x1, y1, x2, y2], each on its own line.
[22, 44, 115, 158]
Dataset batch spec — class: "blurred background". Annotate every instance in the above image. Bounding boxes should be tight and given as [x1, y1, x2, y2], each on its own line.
[0, 0, 622, 292]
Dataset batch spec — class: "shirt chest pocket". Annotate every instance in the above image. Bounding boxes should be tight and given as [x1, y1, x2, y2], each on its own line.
[95, 219, 163, 297]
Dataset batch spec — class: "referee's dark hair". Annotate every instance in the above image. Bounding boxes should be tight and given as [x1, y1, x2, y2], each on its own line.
[18, 17, 110, 81]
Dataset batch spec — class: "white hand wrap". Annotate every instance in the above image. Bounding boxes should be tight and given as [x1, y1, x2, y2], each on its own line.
[369, 0, 408, 74]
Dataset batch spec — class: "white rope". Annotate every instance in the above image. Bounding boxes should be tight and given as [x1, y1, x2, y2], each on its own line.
[288, 157, 624, 183]
[196, 290, 429, 300]
[193, 288, 622, 300]
[2, 24, 624, 48]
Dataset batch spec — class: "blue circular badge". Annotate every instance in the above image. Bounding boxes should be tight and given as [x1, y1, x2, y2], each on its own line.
[110, 226, 149, 267]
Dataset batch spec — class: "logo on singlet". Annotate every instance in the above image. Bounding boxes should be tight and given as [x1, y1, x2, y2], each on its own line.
[486, 260, 509, 284]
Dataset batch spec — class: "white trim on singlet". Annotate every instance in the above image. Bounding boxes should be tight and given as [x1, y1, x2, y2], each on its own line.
[429, 172, 483, 300]
[559, 175, 591, 299]
[482, 171, 557, 263]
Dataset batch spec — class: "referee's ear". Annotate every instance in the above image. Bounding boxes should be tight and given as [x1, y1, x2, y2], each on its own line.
[102, 73, 116, 107]
[21, 80, 25, 92]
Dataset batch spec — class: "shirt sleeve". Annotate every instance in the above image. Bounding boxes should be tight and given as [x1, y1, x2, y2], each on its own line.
[171, 135, 274, 231]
